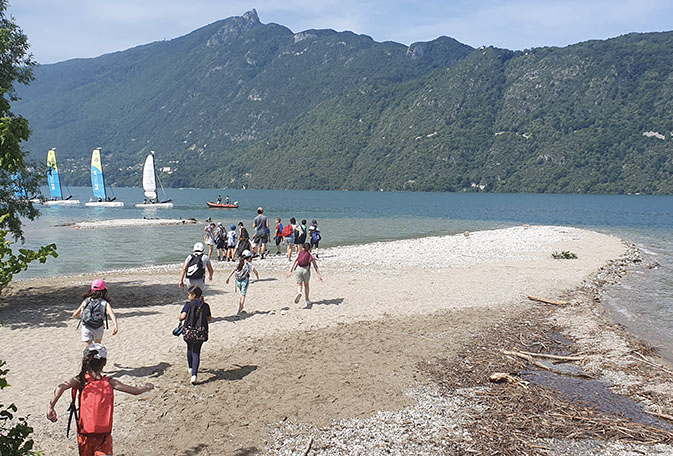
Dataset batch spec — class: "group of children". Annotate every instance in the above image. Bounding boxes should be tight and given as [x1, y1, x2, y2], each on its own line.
[47, 214, 325, 455]
[202, 216, 322, 263]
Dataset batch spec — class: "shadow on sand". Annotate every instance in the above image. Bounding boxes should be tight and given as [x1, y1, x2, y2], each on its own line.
[198, 364, 257, 385]
[108, 361, 172, 379]
[0, 280, 226, 330]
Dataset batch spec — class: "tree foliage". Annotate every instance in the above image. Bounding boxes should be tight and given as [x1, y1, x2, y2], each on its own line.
[0, 360, 40, 455]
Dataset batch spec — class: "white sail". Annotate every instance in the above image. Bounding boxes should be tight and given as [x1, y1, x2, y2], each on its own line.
[142, 153, 157, 200]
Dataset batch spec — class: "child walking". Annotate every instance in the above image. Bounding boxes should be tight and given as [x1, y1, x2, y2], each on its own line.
[46, 343, 154, 456]
[72, 279, 118, 349]
[225, 250, 259, 315]
[180, 286, 212, 384]
[226, 224, 237, 261]
[288, 243, 323, 308]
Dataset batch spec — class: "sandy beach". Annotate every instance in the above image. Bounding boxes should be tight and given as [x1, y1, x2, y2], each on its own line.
[2, 225, 672, 455]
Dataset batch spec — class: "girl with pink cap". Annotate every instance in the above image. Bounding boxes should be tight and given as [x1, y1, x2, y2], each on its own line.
[72, 279, 119, 349]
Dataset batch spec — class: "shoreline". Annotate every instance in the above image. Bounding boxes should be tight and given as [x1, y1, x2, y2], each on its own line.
[2, 226, 672, 455]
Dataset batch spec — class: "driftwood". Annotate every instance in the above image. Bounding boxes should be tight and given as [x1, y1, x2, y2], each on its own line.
[527, 295, 571, 306]
[630, 351, 673, 376]
[302, 437, 314, 456]
[644, 410, 673, 422]
[489, 372, 529, 387]
[503, 350, 594, 379]
[517, 350, 584, 362]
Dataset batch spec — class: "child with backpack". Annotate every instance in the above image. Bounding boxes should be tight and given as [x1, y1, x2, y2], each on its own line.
[287, 243, 323, 308]
[72, 279, 118, 349]
[308, 219, 321, 258]
[46, 343, 154, 456]
[225, 250, 259, 315]
[226, 224, 237, 261]
[180, 286, 212, 384]
[274, 217, 284, 255]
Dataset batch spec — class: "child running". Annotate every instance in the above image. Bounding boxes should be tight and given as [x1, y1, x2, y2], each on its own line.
[46, 343, 154, 456]
[180, 286, 212, 384]
[225, 250, 259, 315]
[72, 279, 118, 349]
[288, 243, 323, 308]
[274, 217, 284, 255]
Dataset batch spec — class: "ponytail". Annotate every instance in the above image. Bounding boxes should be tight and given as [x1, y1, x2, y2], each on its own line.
[77, 351, 106, 391]
[236, 258, 245, 271]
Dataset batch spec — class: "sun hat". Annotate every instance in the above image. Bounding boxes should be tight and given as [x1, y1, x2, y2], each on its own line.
[193, 242, 204, 252]
[229, 224, 236, 230]
[91, 279, 107, 291]
[217, 222, 223, 226]
[242, 250, 252, 258]
[83, 343, 107, 360]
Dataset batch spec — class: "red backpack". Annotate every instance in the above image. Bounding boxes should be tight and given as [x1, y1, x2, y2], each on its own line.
[68, 374, 114, 436]
[281, 225, 293, 237]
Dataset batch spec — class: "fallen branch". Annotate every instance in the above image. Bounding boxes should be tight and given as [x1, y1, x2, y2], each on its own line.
[489, 372, 529, 387]
[631, 351, 673, 376]
[527, 295, 570, 306]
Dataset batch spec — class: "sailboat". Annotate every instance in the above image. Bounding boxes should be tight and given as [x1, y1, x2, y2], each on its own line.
[84, 148, 124, 207]
[135, 151, 173, 208]
[40, 148, 80, 206]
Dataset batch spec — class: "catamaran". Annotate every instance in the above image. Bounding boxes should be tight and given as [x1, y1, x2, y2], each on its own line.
[135, 151, 173, 208]
[40, 148, 79, 206]
[84, 148, 124, 207]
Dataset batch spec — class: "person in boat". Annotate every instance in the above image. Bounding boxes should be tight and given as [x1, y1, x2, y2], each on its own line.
[217, 195, 222, 204]
[143, 198, 147, 204]
[225, 195, 230, 205]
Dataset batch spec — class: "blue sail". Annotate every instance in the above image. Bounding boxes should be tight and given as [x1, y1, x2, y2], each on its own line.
[47, 148, 63, 199]
[91, 148, 107, 200]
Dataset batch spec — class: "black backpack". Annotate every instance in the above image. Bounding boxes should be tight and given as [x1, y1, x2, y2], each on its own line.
[80, 298, 107, 329]
[183, 300, 209, 343]
[185, 254, 205, 279]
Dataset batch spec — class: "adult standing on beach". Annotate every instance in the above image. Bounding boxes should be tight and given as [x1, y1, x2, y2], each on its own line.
[179, 286, 212, 384]
[179, 242, 213, 290]
[72, 279, 119, 349]
[236, 222, 252, 259]
[47, 344, 154, 456]
[225, 250, 260, 315]
[215, 222, 226, 261]
[288, 243, 323, 308]
[252, 207, 269, 259]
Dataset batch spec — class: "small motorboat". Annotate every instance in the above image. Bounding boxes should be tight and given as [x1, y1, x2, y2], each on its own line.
[206, 201, 239, 208]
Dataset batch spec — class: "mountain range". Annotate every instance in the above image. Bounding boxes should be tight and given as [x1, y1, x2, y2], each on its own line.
[15, 9, 673, 194]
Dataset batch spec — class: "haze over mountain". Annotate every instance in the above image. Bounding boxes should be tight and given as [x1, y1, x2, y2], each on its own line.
[15, 10, 673, 194]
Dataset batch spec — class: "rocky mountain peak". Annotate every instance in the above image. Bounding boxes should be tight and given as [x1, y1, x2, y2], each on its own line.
[206, 9, 262, 47]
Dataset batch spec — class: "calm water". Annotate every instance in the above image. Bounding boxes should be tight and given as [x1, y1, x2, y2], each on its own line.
[14, 187, 673, 360]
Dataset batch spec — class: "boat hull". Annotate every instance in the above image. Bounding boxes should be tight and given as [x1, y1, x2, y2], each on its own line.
[135, 202, 174, 208]
[206, 201, 239, 208]
[39, 199, 81, 206]
[84, 201, 125, 207]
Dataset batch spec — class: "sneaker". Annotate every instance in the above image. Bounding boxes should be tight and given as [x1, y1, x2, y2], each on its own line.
[305, 300, 312, 308]
[294, 292, 302, 304]
[190, 375, 198, 385]
[188, 368, 192, 375]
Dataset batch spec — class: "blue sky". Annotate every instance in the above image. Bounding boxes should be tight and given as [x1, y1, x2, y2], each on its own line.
[10, 0, 673, 64]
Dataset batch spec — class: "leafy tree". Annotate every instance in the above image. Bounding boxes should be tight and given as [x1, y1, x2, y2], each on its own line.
[0, 3, 55, 454]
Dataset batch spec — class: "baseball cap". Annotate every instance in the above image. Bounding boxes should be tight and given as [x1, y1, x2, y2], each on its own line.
[242, 250, 252, 258]
[83, 343, 107, 360]
[193, 242, 204, 252]
[229, 224, 236, 230]
[91, 279, 107, 291]
[311, 219, 317, 225]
